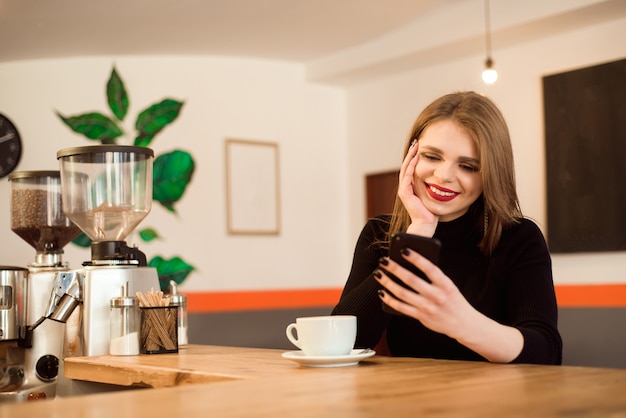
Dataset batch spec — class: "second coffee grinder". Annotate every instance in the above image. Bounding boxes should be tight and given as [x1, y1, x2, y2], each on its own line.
[2, 170, 81, 401]
[53, 145, 160, 356]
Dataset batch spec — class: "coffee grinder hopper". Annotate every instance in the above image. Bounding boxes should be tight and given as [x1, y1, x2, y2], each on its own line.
[9, 171, 81, 267]
[56, 145, 154, 264]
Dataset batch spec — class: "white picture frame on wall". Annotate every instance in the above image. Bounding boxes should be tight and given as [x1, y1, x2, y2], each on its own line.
[225, 139, 281, 235]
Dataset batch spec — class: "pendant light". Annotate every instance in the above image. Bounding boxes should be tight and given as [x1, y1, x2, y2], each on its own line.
[481, 0, 498, 84]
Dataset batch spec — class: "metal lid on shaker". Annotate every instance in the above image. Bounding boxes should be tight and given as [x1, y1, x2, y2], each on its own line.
[110, 282, 136, 307]
[168, 280, 186, 306]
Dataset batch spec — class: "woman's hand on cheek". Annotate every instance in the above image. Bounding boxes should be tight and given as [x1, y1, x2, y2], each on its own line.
[375, 250, 477, 341]
[398, 141, 438, 236]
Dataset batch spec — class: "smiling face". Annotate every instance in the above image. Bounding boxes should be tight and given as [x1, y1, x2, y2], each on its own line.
[413, 119, 483, 222]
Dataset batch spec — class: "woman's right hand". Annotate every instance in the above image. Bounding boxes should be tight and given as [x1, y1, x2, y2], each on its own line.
[398, 140, 438, 237]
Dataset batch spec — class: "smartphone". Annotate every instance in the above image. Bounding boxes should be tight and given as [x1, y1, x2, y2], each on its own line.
[382, 232, 442, 315]
[388, 232, 442, 284]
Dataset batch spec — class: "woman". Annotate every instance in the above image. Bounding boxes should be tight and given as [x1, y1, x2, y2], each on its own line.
[332, 91, 562, 365]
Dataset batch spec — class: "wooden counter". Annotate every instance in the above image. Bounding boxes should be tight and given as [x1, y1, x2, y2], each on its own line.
[63, 344, 296, 387]
[2, 345, 626, 417]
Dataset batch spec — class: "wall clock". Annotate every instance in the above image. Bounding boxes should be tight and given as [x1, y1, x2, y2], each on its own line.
[0, 114, 22, 178]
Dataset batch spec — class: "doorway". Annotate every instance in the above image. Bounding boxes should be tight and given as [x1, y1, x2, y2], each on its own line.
[365, 170, 399, 218]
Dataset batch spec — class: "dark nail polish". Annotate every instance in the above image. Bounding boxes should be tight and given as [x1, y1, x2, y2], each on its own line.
[373, 270, 382, 279]
[401, 248, 410, 256]
[377, 289, 385, 298]
[378, 257, 389, 266]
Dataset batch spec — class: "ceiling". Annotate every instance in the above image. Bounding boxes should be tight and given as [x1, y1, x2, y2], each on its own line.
[0, 0, 447, 62]
[1, 0, 625, 84]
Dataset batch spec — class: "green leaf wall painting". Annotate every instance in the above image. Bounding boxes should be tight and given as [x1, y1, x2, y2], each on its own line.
[56, 65, 196, 291]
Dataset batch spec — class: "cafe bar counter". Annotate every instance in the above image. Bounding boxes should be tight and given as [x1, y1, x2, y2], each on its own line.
[2, 345, 626, 417]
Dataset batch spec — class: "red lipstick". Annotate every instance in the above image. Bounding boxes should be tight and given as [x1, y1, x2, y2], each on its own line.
[425, 183, 458, 202]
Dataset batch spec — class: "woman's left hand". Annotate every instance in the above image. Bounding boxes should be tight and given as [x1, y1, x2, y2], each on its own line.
[375, 249, 476, 340]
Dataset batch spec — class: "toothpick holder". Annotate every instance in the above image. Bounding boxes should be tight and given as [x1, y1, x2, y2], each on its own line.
[139, 306, 178, 354]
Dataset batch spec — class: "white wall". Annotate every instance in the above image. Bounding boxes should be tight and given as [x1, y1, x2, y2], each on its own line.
[0, 56, 350, 292]
[345, 16, 626, 285]
[2, 12, 625, 294]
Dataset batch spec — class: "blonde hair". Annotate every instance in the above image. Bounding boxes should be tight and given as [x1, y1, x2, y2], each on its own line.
[387, 91, 521, 255]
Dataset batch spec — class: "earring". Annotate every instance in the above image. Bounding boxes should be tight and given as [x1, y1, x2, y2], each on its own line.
[483, 211, 489, 236]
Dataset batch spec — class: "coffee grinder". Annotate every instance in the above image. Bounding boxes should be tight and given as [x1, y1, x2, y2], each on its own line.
[55, 145, 160, 357]
[1, 170, 81, 401]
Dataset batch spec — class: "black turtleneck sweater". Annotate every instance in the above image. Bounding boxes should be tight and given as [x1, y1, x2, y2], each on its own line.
[332, 212, 563, 365]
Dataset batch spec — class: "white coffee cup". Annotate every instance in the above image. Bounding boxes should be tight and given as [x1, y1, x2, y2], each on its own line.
[285, 315, 357, 356]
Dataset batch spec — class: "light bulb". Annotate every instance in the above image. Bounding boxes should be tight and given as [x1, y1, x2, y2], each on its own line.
[482, 57, 498, 84]
[482, 68, 498, 84]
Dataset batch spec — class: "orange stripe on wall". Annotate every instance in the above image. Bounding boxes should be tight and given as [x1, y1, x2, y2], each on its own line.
[555, 284, 626, 308]
[184, 284, 626, 313]
[186, 288, 343, 313]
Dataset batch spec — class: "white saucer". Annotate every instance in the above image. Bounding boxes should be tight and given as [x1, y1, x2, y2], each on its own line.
[281, 349, 376, 368]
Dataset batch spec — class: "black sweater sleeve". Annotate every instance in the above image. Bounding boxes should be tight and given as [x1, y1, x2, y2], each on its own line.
[331, 217, 391, 349]
[494, 219, 563, 365]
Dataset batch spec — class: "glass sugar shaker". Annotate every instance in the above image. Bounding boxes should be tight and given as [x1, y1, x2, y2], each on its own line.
[109, 283, 139, 355]
[169, 280, 188, 346]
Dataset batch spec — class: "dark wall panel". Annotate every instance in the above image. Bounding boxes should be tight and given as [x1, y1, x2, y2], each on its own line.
[188, 307, 332, 350]
[188, 307, 626, 369]
[543, 58, 626, 253]
[559, 307, 626, 369]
